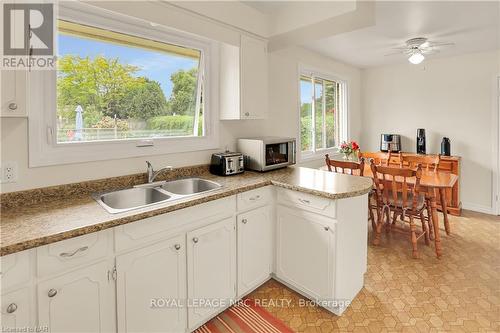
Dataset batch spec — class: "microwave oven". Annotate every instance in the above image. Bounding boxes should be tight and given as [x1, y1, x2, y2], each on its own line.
[237, 137, 296, 172]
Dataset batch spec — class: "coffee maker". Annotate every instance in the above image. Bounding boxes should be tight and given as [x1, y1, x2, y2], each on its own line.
[416, 129, 426, 154]
[380, 134, 401, 152]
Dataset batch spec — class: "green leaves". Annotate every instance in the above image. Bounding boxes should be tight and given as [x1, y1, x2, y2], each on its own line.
[169, 68, 198, 116]
[121, 79, 167, 119]
[57, 55, 171, 121]
[56, 54, 201, 138]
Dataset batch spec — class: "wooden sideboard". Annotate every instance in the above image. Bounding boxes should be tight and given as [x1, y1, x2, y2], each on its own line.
[386, 153, 462, 216]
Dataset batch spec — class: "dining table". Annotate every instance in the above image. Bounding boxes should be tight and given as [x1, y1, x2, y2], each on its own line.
[320, 164, 458, 258]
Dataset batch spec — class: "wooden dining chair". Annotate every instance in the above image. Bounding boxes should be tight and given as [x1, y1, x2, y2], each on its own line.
[358, 151, 391, 166]
[370, 163, 430, 258]
[324, 155, 376, 230]
[399, 154, 441, 238]
[325, 154, 365, 175]
[357, 152, 401, 231]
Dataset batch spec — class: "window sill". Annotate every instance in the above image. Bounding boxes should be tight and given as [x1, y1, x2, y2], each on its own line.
[29, 135, 220, 167]
[299, 148, 341, 163]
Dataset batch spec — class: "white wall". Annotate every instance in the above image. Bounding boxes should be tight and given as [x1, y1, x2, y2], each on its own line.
[0, 3, 361, 193]
[361, 51, 499, 213]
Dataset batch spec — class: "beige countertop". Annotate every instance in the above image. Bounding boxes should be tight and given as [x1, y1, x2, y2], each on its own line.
[0, 167, 373, 256]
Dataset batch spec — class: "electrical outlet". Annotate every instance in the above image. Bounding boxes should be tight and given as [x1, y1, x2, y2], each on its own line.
[1, 161, 18, 183]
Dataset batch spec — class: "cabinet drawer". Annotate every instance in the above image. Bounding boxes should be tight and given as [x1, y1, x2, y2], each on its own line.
[37, 230, 112, 277]
[237, 186, 273, 211]
[115, 196, 236, 252]
[0, 250, 33, 291]
[277, 188, 336, 218]
[438, 161, 453, 172]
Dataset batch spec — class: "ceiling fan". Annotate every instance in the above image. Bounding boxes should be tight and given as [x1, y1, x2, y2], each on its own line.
[386, 37, 455, 64]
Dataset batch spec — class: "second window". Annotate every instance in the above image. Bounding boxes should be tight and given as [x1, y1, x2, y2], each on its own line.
[300, 72, 346, 155]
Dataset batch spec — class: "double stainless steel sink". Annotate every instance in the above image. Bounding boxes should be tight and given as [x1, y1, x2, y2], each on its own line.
[94, 178, 222, 214]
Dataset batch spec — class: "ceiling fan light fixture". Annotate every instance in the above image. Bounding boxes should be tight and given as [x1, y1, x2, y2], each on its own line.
[408, 51, 425, 65]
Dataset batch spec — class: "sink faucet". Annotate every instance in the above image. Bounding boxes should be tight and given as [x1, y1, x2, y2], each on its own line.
[146, 161, 173, 183]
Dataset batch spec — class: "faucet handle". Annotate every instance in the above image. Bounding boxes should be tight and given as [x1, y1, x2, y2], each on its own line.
[146, 161, 153, 168]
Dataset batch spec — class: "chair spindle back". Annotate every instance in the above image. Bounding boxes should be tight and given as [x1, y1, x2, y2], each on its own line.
[370, 163, 423, 211]
[325, 154, 365, 176]
[358, 151, 397, 166]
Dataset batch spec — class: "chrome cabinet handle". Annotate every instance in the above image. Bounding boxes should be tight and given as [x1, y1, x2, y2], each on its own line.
[60, 246, 89, 258]
[192, 237, 199, 244]
[298, 198, 311, 204]
[48, 289, 57, 298]
[241, 219, 248, 224]
[244, 112, 250, 117]
[8, 102, 18, 110]
[324, 226, 330, 231]
[249, 195, 261, 201]
[6, 303, 17, 313]
[174, 244, 181, 250]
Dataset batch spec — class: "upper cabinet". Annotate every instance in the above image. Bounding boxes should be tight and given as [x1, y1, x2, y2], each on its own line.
[220, 34, 268, 120]
[1, 1, 27, 118]
[1, 70, 27, 117]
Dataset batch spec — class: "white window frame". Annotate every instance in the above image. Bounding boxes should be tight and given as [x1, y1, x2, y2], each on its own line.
[298, 66, 348, 162]
[28, 2, 219, 167]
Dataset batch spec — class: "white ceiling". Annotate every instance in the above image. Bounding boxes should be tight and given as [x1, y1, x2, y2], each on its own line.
[243, 1, 357, 36]
[242, 1, 284, 14]
[302, 1, 500, 68]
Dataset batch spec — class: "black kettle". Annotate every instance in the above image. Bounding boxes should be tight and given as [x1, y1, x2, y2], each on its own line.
[441, 137, 451, 156]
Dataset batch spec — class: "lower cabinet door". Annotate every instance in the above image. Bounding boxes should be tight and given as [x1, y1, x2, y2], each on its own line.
[37, 260, 115, 333]
[1, 287, 33, 330]
[276, 205, 335, 301]
[187, 217, 236, 330]
[237, 205, 273, 297]
[116, 235, 187, 333]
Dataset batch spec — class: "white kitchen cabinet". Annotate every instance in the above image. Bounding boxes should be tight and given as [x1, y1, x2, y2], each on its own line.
[237, 186, 274, 212]
[187, 217, 236, 330]
[0, 249, 33, 291]
[275, 205, 335, 301]
[1, 1, 28, 118]
[237, 205, 273, 297]
[220, 34, 268, 120]
[240, 35, 268, 119]
[37, 260, 115, 333]
[1, 287, 34, 330]
[1, 70, 27, 117]
[116, 235, 187, 333]
[37, 229, 113, 277]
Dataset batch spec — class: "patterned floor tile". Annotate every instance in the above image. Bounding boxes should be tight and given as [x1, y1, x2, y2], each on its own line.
[248, 211, 500, 332]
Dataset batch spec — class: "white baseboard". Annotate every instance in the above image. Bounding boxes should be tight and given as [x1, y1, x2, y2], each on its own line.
[462, 202, 495, 215]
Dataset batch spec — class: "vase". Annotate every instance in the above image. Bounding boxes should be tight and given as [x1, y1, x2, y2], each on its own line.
[343, 152, 358, 161]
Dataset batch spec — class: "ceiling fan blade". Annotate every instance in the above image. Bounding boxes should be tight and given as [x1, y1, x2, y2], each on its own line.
[427, 42, 455, 47]
[421, 48, 441, 55]
[384, 51, 404, 56]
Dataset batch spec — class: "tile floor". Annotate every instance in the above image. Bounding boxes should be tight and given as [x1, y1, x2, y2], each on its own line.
[248, 211, 500, 332]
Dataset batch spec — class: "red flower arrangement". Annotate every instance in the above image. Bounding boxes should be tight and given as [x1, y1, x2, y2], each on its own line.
[339, 141, 360, 159]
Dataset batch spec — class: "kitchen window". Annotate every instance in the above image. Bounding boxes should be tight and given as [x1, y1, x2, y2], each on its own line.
[29, 3, 218, 166]
[299, 70, 347, 159]
[56, 21, 204, 143]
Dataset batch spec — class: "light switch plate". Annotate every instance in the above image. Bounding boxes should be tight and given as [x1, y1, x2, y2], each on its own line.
[1, 161, 18, 183]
